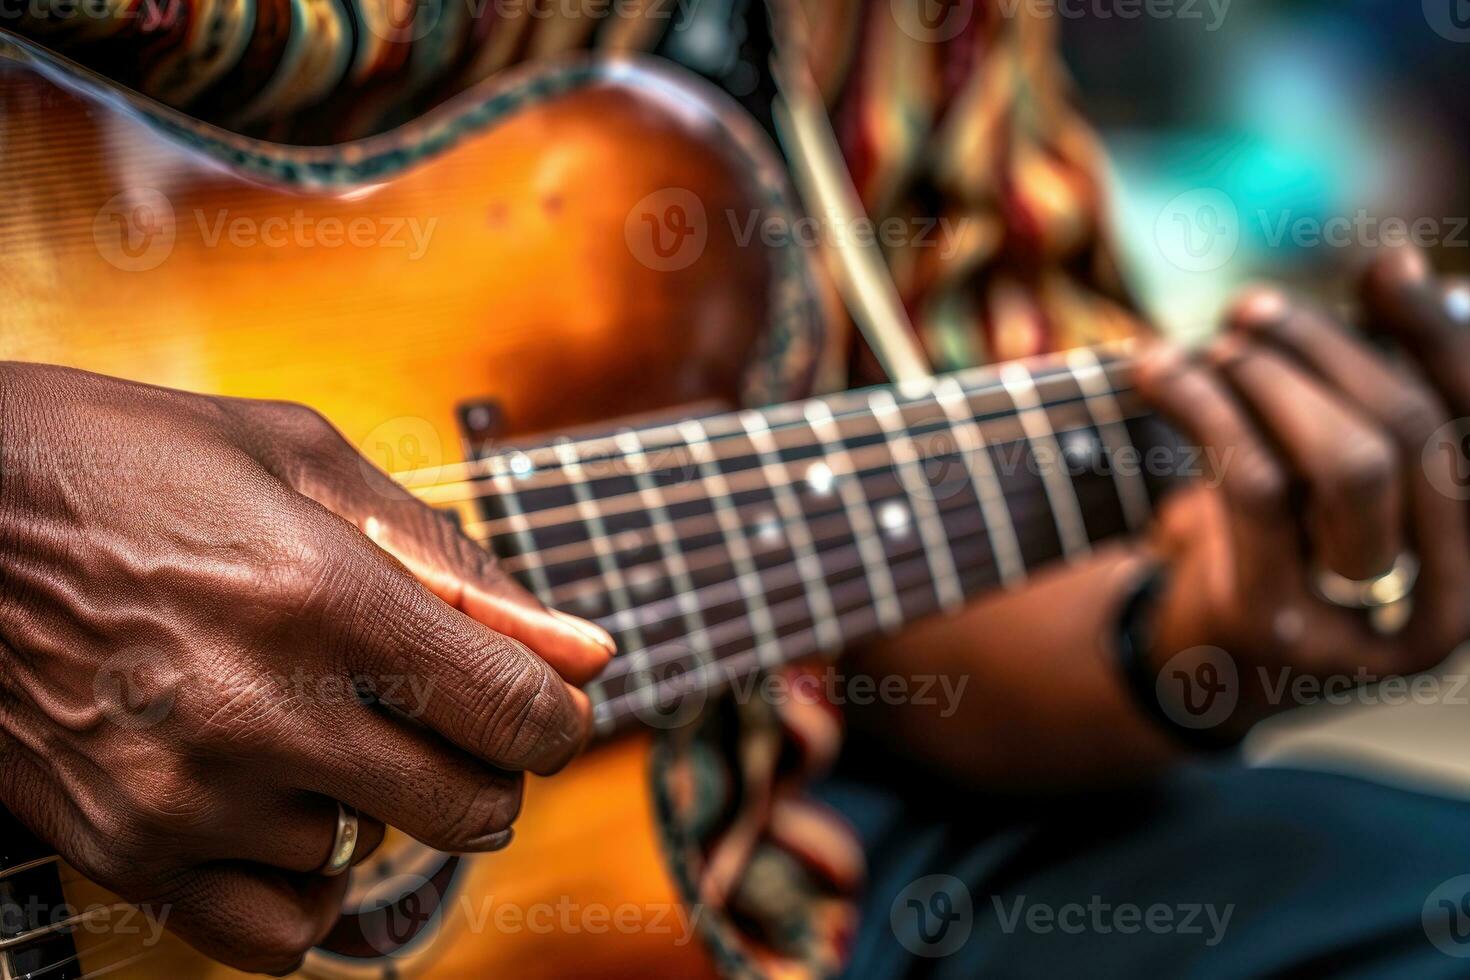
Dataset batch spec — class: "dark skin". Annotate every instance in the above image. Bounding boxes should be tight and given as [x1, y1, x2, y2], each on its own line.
[2, 249, 1467, 972]
[847, 248, 1470, 789]
[0, 374, 615, 973]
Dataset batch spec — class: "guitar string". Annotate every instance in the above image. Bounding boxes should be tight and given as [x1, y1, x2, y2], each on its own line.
[404, 355, 1137, 511]
[391, 345, 1135, 494]
[437, 363, 1136, 527]
[479, 394, 1138, 585]
[511, 410, 1149, 644]
[448, 369, 1108, 509]
[591, 478, 1144, 728]
[589, 474, 1138, 705]
[0, 361, 1141, 975]
[453, 371, 1139, 548]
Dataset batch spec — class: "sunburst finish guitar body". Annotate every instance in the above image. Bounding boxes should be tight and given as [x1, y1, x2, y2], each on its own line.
[0, 36, 1172, 980]
[0, 45, 790, 980]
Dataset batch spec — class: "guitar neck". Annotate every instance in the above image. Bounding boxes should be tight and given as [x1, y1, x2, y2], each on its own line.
[453, 347, 1184, 739]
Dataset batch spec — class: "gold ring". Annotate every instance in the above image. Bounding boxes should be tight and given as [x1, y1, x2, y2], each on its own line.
[1311, 552, 1419, 636]
[320, 803, 359, 877]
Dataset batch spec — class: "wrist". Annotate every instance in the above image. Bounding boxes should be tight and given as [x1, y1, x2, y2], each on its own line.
[1113, 565, 1247, 753]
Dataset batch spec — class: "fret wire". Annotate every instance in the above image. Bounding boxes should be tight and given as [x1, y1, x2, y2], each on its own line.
[413, 351, 1137, 507]
[1066, 348, 1153, 533]
[496, 401, 1140, 614]
[463, 371, 1138, 542]
[485, 468, 553, 597]
[933, 376, 1026, 588]
[396, 353, 1093, 489]
[590, 468, 1053, 664]
[608, 428, 713, 710]
[592, 482, 1103, 727]
[675, 419, 784, 668]
[740, 410, 843, 653]
[867, 389, 964, 613]
[591, 471, 1132, 697]
[553, 439, 645, 657]
[496, 394, 1129, 588]
[594, 499, 966, 723]
[999, 362, 1092, 558]
[598, 469, 1138, 721]
[801, 399, 902, 632]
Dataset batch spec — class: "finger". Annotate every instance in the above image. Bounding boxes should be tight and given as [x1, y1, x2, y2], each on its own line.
[320, 518, 593, 775]
[1134, 344, 1297, 603]
[1361, 247, 1470, 417]
[149, 864, 347, 976]
[244, 400, 615, 686]
[1232, 290, 1470, 661]
[290, 703, 527, 854]
[1207, 335, 1402, 582]
[358, 496, 616, 686]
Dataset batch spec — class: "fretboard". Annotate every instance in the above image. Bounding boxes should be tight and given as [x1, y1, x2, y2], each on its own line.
[431, 347, 1183, 739]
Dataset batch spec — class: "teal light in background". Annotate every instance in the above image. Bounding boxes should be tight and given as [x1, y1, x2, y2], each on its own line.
[1103, 12, 1391, 340]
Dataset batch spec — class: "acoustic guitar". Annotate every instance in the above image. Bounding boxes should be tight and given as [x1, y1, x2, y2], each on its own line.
[0, 35, 1180, 980]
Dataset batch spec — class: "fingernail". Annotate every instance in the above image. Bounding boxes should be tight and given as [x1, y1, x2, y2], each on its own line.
[1204, 333, 1248, 367]
[1387, 245, 1430, 284]
[1137, 343, 1186, 381]
[551, 609, 617, 655]
[463, 828, 514, 852]
[1231, 287, 1290, 329]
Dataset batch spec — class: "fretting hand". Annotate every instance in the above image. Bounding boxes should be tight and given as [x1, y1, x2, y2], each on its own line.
[1136, 248, 1470, 735]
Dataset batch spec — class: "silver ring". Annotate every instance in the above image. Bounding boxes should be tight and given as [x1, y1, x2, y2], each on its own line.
[320, 803, 359, 877]
[1311, 552, 1419, 636]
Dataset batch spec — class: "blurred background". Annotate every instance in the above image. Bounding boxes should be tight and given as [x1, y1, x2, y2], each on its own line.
[1059, 0, 1470, 791]
[1061, 0, 1470, 342]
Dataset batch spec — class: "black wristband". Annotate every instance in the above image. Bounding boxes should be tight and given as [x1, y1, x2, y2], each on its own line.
[1114, 566, 1241, 754]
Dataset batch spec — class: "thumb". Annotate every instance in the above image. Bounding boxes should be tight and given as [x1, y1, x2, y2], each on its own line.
[360, 502, 617, 686]
[260, 414, 617, 686]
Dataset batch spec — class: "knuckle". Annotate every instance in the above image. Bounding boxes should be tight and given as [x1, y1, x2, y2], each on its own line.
[1384, 388, 1445, 448]
[1324, 436, 1397, 507]
[431, 779, 521, 850]
[468, 642, 562, 767]
[1227, 452, 1287, 517]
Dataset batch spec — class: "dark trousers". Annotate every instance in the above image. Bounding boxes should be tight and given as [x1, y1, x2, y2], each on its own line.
[816, 754, 1470, 978]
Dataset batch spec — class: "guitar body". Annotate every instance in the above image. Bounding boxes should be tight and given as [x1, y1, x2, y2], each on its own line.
[0, 46, 805, 979]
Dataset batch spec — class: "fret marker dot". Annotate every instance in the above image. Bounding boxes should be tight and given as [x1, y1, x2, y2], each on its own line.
[628, 564, 662, 598]
[1448, 284, 1470, 325]
[508, 451, 534, 478]
[755, 511, 783, 548]
[878, 501, 911, 538]
[1061, 430, 1098, 470]
[806, 461, 835, 496]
